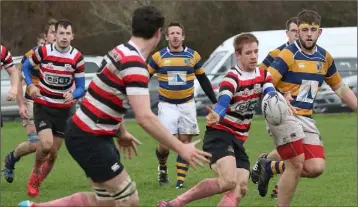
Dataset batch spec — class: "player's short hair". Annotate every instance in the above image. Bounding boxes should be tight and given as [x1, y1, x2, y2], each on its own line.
[233, 33, 259, 54]
[55, 19, 73, 32]
[44, 18, 57, 34]
[297, 10, 321, 27]
[132, 5, 165, 39]
[285, 17, 298, 31]
[166, 21, 185, 36]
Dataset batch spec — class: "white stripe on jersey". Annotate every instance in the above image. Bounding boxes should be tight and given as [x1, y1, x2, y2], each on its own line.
[76, 108, 120, 131]
[225, 114, 252, 125]
[118, 67, 149, 78]
[126, 87, 149, 95]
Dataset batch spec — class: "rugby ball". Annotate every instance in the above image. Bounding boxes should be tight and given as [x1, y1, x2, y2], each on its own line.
[261, 91, 289, 126]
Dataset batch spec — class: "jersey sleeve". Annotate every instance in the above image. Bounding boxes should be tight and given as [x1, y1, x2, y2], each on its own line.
[147, 52, 160, 76]
[74, 53, 85, 78]
[29, 45, 44, 66]
[2, 46, 14, 69]
[193, 51, 205, 75]
[267, 48, 293, 86]
[218, 70, 238, 99]
[259, 48, 281, 70]
[324, 51, 342, 87]
[262, 70, 275, 94]
[119, 56, 150, 96]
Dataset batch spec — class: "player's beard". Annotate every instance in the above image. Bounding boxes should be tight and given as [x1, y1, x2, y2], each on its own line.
[300, 38, 317, 51]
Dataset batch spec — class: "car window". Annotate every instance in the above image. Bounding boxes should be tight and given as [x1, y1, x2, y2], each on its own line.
[84, 62, 100, 73]
[202, 51, 227, 74]
[335, 58, 357, 78]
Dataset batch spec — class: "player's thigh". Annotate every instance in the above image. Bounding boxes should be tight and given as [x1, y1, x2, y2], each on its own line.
[158, 102, 180, 134]
[177, 101, 200, 135]
[51, 108, 72, 139]
[65, 120, 123, 184]
[233, 139, 250, 171]
[268, 115, 305, 160]
[22, 98, 35, 127]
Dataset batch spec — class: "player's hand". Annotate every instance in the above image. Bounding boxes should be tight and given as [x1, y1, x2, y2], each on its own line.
[206, 106, 220, 126]
[284, 91, 297, 115]
[7, 87, 17, 101]
[19, 104, 29, 119]
[178, 139, 211, 169]
[117, 132, 142, 160]
[63, 92, 74, 103]
[28, 84, 41, 99]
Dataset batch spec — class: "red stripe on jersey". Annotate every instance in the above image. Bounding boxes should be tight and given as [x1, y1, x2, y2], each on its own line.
[42, 45, 47, 60]
[46, 55, 75, 65]
[102, 67, 124, 86]
[220, 118, 251, 131]
[114, 47, 145, 64]
[1, 46, 6, 62]
[239, 75, 264, 87]
[41, 66, 74, 75]
[88, 82, 124, 107]
[32, 49, 41, 65]
[122, 74, 148, 85]
[212, 124, 248, 141]
[81, 98, 123, 122]
[34, 98, 73, 108]
[219, 80, 236, 93]
[74, 52, 85, 73]
[72, 114, 117, 136]
[232, 93, 261, 102]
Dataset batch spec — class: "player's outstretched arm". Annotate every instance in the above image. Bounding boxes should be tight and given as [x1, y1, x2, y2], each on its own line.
[196, 73, 217, 104]
[331, 82, 357, 112]
[128, 94, 211, 168]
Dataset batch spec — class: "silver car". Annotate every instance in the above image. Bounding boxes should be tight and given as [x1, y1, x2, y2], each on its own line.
[1, 55, 103, 119]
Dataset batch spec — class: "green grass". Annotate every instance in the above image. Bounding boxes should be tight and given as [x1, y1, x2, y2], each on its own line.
[1, 113, 357, 206]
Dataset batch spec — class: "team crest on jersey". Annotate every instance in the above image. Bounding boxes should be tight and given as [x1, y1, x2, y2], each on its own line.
[65, 64, 72, 70]
[316, 62, 323, 72]
[184, 58, 191, 65]
[45, 62, 54, 69]
[109, 50, 122, 62]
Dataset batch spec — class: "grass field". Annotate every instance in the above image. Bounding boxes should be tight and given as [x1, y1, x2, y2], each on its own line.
[1, 113, 357, 206]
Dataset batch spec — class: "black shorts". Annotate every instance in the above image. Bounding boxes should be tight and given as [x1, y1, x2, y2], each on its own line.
[33, 103, 73, 138]
[202, 127, 250, 170]
[64, 118, 124, 183]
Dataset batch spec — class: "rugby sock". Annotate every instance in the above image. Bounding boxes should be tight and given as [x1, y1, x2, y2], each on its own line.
[39, 158, 55, 183]
[217, 191, 239, 207]
[35, 192, 89, 207]
[156, 146, 169, 172]
[169, 178, 221, 206]
[266, 161, 285, 175]
[8, 151, 20, 167]
[176, 155, 189, 187]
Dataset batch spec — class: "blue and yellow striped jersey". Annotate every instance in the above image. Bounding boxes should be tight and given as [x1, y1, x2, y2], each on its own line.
[259, 42, 289, 70]
[147, 47, 205, 104]
[267, 40, 342, 117]
[18, 46, 40, 99]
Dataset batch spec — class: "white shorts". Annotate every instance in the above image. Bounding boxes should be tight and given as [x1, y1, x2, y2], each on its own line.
[22, 98, 34, 127]
[267, 115, 322, 147]
[158, 101, 200, 135]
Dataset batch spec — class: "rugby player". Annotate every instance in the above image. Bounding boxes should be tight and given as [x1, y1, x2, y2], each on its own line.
[21, 19, 86, 197]
[148, 21, 217, 189]
[157, 33, 292, 207]
[251, 10, 358, 207]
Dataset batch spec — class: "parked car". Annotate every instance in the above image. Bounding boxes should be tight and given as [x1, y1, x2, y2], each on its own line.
[1, 55, 103, 119]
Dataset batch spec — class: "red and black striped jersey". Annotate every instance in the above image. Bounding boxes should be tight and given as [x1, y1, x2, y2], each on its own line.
[1, 45, 14, 70]
[72, 41, 149, 136]
[212, 65, 274, 141]
[28, 43, 85, 108]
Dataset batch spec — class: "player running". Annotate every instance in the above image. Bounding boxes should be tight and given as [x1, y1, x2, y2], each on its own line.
[19, 5, 210, 207]
[3, 19, 57, 184]
[157, 33, 292, 207]
[148, 21, 217, 189]
[251, 10, 357, 207]
[21, 19, 86, 197]
[252, 16, 298, 199]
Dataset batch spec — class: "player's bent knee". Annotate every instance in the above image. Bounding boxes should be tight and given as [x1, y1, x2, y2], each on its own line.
[219, 177, 237, 192]
[111, 176, 138, 205]
[303, 159, 325, 178]
[239, 183, 248, 197]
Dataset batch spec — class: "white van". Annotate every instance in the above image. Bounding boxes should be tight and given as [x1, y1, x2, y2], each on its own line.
[195, 27, 357, 95]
